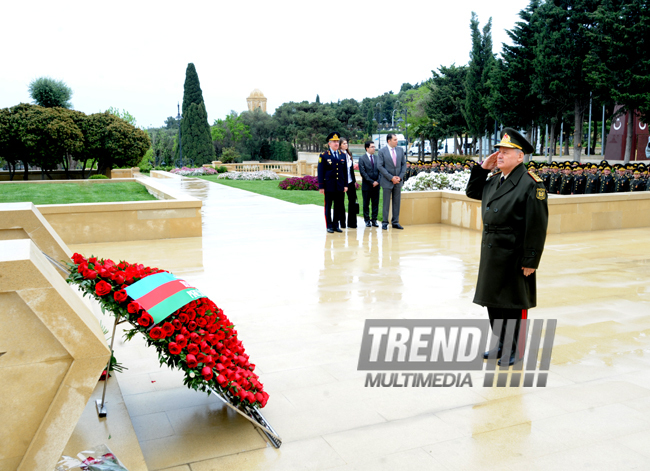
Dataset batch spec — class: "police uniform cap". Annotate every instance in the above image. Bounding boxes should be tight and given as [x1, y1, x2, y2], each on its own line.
[494, 128, 534, 154]
[326, 132, 341, 142]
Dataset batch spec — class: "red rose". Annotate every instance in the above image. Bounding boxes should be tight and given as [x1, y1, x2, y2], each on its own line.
[83, 269, 98, 280]
[172, 319, 182, 331]
[149, 327, 163, 340]
[202, 366, 214, 381]
[175, 334, 186, 344]
[72, 253, 86, 264]
[88, 257, 97, 265]
[186, 354, 198, 368]
[217, 374, 227, 386]
[187, 321, 197, 331]
[187, 343, 199, 355]
[168, 342, 182, 355]
[162, 322, 174, 336]
[197, 317, 207, 328]
[95, 281, 112, 296]
[114, 290, 128, 303]
[138, 313, 153, 327]
[200, 342, 211, 354]
[197, 353, 207, 362]
[127, 302, 140, 314]
[197, 307, 206, 316]
[112, 272, 125, 285]
[189, 333, 200, 343]
[215, 363, 225, 372]
[205, 356, 215, 368]
[180, 327, 190, 337]
[178, 313, 189, 324]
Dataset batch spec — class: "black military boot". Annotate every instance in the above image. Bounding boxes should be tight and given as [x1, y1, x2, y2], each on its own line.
[498, 347, 522, 366]
[483, 342, 503, 359]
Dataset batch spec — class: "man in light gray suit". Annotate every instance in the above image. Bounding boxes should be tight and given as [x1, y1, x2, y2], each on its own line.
[377, 133, 406, 230]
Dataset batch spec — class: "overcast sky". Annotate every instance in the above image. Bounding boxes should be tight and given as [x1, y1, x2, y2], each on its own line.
[1, 0, 530, 128]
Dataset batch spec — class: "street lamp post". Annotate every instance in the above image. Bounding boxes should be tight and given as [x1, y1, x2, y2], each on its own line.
[375, 102, 382, 149]
[176, 103, 183, 168]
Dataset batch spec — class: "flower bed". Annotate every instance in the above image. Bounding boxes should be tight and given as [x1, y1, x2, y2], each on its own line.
[66, 254, 268, 408]
[403, 170, 471, 192]
[217, 171, 280, 181]
[170, 167, 218, 176]
[278, 176, 319, 191]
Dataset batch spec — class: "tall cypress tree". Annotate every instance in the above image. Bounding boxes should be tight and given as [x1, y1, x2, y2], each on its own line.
[177, 63, 214, 166]
[463, 12, 496, 155]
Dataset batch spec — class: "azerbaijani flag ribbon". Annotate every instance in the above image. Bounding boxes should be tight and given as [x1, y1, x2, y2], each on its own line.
[125, 272, 207, 325]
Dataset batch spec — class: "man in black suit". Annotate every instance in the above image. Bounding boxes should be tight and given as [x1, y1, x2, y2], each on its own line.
[358, 141, 380, 227]
[377, 133, 406, 230]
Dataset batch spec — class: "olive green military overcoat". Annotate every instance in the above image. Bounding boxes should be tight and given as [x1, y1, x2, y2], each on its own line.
[466, 163, 549, 309]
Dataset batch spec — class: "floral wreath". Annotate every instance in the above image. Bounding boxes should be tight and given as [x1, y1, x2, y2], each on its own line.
[66, 253, 268, 408]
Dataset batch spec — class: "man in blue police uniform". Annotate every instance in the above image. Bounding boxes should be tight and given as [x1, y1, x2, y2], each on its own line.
[318, 132, 348, 233]
[466, 128, 549, 366]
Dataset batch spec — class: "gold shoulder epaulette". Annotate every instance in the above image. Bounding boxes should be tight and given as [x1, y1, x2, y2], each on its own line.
[489, 170, 502, 179]
[528, 170, 543, 183]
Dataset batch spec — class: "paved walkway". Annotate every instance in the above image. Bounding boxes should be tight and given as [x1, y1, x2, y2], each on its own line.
[70, 177, 650, 471]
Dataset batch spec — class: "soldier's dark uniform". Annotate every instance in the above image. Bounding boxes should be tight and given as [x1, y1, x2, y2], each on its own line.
[599, 168, 615, 193]
[631, 172, 646, 192]
[615, 171, 630, 192]
[549, 168, 562, 194]
[466, 128, 548, 367]
[559, 168, 574, 195]
[585, 167, 600, 194]
[317, 132, 348, 233]
[572, 170, 586, 194]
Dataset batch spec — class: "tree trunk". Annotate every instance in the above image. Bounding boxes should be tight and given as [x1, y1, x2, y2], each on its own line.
[573, 100, 584, 162]
[624, 109, 633, 163]
[591, 118, 597, 155]
[22, 160, 29, 180]
[454, 133, 459, 154]
[548, 121, 556, 162]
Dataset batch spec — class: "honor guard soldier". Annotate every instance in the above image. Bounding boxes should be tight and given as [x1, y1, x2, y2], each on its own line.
[572, 165, 586, 194]
[318, 132, 348, 233]
[631, 170, 646, 191]
[585, 164, 600, 194]
[541, 163, 551, 190]
[549, 164, 562, 194]
[599, 166, 615, 193]
[615, 165, 630, 192]
[559, 165, 574, 195]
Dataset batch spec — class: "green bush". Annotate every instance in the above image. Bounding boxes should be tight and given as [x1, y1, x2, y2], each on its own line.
[217, 166, 228, 173]
[152, 165, 175, 172]
[137, 148, 154, 173]
[89, 174, 109, 179]
[220, 147, 241, 164]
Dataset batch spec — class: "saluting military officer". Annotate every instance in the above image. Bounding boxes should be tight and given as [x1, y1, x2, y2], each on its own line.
[318, 132, 348, 233]
[465, 128, 549, 366]
[614, 165, 631, 192]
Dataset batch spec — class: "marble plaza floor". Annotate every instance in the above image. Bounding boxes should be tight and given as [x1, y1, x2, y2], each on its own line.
[69, 177, 650, 471]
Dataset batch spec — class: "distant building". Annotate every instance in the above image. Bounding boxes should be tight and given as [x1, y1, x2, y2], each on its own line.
[246, 89, 267, 113]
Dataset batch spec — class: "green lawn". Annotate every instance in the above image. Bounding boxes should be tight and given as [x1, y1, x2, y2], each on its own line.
[200, 176, 385, 221]
[0, 182, 158, 205]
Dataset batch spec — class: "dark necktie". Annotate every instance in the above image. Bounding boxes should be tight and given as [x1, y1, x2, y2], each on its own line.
[370, 155, 374, 167]
[499, 176, 505, 187]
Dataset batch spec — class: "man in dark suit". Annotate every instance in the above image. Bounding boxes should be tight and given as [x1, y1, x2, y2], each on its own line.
[358, 141, 380, 227]
[317, 132, 348, 233]
[377, 133, 406, 230]
[466, 128, 549, 366]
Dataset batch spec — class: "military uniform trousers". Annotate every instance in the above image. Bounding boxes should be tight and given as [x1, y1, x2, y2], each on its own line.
[324, 191, 345, 230]
[488, 307, 528, 359]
